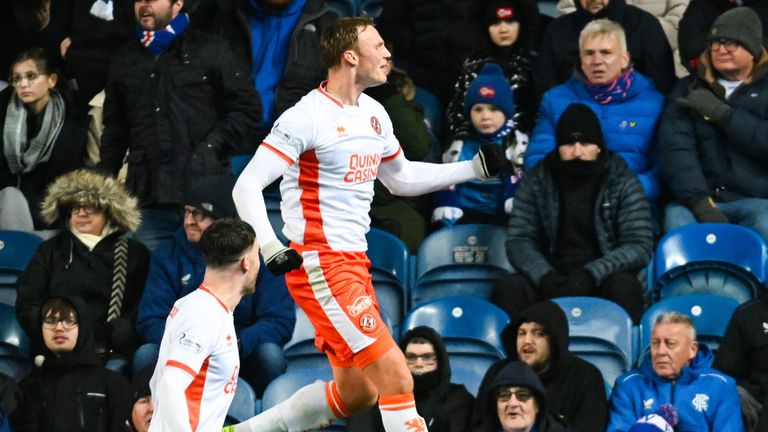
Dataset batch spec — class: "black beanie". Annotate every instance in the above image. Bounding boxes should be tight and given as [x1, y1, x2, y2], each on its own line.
[465, 63, 516, 120]
[555, 103, 604, 149]
[708, 7, 764, 59]
[184, 174, 238, 220]
[481, 0, 518, 28]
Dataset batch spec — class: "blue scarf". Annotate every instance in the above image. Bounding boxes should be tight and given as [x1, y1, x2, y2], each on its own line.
[585, 68, 635, 105]
[472, 119, 515, 143]
[136, 13, 190, 56]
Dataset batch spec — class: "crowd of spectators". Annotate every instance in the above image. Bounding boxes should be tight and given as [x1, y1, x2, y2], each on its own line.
[2, 0, 768, 430]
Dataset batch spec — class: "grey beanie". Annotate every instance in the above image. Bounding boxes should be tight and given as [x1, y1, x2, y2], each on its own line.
[184, 174, 238, 220]
[708, 7, 764, 59]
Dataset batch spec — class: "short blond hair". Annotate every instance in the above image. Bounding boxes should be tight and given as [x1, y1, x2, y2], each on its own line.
[579, 19, 628, 54]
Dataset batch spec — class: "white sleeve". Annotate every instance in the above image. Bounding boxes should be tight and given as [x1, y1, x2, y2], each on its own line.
[154, 366, 196, 432]
[232, 147, 291, 246]
[377, 151, 478, 197]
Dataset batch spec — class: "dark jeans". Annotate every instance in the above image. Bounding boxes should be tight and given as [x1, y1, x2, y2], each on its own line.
[491, 271, 644, 323]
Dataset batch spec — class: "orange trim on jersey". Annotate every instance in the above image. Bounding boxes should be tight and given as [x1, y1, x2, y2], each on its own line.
[381, 147, 402, 163]
[166, 359, 196, 377]
[379, 393, 416, 411]
[318, 81, 344, 108]
[199, 285, 229, 312]
[298, 150, 329, 247]
[325, 381, 350, 418]
[262, 142, 295, 165]
[185, 357, 210, 431]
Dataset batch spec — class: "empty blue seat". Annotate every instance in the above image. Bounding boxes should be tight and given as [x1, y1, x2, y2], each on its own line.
[637, 294, 739, 366]
[226, 378, 257, 423]
[0, 304, 32, 381]
[449, 362, 486, 397]
[0, 230, 43, 305]
[413, 224, 513, 306]
[365, 228, 409, 330]
[553, 297, 634, 387]
[651, 223, 768, 303]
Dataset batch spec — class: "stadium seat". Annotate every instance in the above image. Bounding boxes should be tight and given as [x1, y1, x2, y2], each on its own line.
[0, 230, 43, 306]
[401, 295, 509, 360]
[412, 224, 513, 306]
[365, 228, 410, 330]
[226, 378, 257, 424]
[552, 297, 634, 387]
[450, 362, 486, 397]
[651, 223, 768, 303]
[325, 0, 384, 18]
[230, 154, 252, 178]
[261, 367, 346, 430]
[636, 294, 739, 366]
[0, 304, 32, 381]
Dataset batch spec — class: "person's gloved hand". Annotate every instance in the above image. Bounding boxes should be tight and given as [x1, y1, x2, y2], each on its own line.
[262, 239, 303, 276]
[561, 269, 596, 296]
[473, 144, 512, 180]
[677, 87, 731, 124]
[504, 198, 514, 214]
[691, 197, 729, 223]
[443, 139, 463, 163]
[431, 206, 463, 225]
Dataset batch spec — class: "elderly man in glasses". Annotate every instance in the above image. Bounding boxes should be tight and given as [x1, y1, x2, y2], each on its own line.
[660, 6, 768, 241]
[135, 175, 295, 397]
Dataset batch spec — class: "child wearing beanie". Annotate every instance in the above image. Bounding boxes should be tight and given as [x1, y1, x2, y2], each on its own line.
[432, 63, 525, 226]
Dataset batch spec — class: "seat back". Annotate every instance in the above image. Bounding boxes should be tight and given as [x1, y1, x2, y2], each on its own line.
[553, 297, 634, 387]
[0, 304, 32, 380]
[637, 294, 739, 365]
[652, 223, 768, 303]
[0, 230, 42, 288]
[226, 378, 256, 423]
[413, 225, 513, 305]
[365, 228, 409, 329]
[449, 362, 487, 397]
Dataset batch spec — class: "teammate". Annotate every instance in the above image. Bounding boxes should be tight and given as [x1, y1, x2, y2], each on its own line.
[148, 219, 260, 431]
[230, 17, 507, 432]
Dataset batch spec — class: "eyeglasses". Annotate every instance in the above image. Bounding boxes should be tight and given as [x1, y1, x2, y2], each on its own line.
[709, 38, 741, 53]
[496, 389, 534, 403]
[10, 71, 46, 87]
[181, 207, 210, 223]
[405, 353, 437, 364]
[43, 316, 78, 329]
[70, 205, 99, 215]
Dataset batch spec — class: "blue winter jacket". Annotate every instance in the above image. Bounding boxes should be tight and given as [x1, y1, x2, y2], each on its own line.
[608, 345, 744, 432]
[136, 227, 296, 357]
[524, 72, 665, 201]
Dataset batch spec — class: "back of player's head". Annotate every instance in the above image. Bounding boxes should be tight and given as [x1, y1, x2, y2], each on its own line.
[321, 16, 375, 69]
[199, 218, 256, 268]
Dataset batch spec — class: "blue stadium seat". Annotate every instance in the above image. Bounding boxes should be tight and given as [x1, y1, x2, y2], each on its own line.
[230, 154, 252, 178]
[401, 295, 509, 360]
[261, 367, 346, 430]
[412, 224, 513, 306]
[552, 297, 634, 387]
[365, 228, 410, 330]
[226, 378, 257, 423]
[0, 230, 43, 306]
[637, 294, 739, 366]
[449, 363, 486, 397]
[325, 0, 383, 17]
[0, 304, 32, 381]
[651, 223, 768, 303]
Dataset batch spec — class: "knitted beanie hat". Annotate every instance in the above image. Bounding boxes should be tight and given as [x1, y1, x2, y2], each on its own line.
[481, 0, 518, 27]
[555, 103, 605, 149]
[184, 174, 238, 220]
[708, 7, 764, 59]
[465, 63, 515, 120]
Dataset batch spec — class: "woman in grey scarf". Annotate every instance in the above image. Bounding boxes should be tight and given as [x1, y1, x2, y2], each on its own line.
[0, 47, 86, 230]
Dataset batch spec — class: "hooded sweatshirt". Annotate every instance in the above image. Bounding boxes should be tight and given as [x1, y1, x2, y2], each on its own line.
[10, 295, 132, 432]
[472, 301, 607, 432]
[346, 326, 475, 432]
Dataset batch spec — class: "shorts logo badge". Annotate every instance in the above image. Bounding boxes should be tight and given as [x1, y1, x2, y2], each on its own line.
[370, 116, 382, 135]
[360, 314, 377, 332]
[347, 295, 373, 317]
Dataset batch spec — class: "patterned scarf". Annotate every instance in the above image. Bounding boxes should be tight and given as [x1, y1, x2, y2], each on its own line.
[136, 12, 190, 56]
[3, 91, 65, 175]
[585, 68, 635, 105]
[472, 119, 515, 143]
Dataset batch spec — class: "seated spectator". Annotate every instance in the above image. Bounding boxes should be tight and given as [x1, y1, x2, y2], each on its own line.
[124, 366, 154, 432]
[446, 0, 539, 138]
[432, 63, 526, 227]
[16, 169, 149, 359]
[10, 295, 132, 431]
[472, 300, 607, 432]
[346, 326, 475, 432]
[678, 0, 768, 73]
[525, 18, 665, 202]
[135, 175, 295, 395]
[494, 103, 652, 323]
[713, 298, 768, 431]
[366, 48, 432, 252]
[534, 0, 675, 96]
[608, 312, 744, 431]
[0, 48, 86, 231]
[472, 361, 568, 432]
[659, 7, 768, 241]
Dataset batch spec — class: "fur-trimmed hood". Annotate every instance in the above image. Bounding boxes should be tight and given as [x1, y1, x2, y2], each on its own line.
[40, 169, 141, 231]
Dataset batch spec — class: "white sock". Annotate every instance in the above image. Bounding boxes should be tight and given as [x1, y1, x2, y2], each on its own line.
[379, 393, 428, 432]
[235, 380, 347, 432]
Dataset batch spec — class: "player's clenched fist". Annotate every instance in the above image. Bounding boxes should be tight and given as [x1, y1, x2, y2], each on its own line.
[262, 239, 303, 275]
[472, 143, 512, 180]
